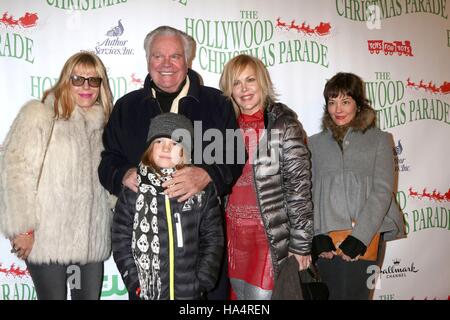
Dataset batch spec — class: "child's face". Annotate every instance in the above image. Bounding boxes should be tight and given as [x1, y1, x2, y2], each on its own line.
[152, 137, 184, 169]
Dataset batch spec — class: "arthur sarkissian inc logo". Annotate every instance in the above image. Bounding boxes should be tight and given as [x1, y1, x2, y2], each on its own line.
[185, 10, 330, 74]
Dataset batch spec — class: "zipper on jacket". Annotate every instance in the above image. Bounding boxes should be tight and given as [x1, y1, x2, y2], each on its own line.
[164, 194, 175, 300]
[174, 212, 184, 248]
[251, 118, 278, 275]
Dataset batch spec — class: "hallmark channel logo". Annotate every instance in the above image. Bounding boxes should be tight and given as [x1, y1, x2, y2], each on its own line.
[0, 11, 38, 63]
[393, 139, 411, 172]
[94, 19, 134, 56]
[367, 40, 413, 56]
[380, 258, 419, 279]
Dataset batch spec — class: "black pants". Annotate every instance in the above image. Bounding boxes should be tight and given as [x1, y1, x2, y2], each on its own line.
[206, 247, 229, 300]
[316, 257, 376, 300]
[26, 261, 104, 300]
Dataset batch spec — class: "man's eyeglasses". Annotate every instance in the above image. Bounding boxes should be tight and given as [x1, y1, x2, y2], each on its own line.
[70, 75, 102, 88]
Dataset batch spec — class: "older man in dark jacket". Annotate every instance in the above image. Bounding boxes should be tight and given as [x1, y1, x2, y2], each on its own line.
[99, 26, 243, 299]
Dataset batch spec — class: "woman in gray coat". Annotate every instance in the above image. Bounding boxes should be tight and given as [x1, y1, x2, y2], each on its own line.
[309, 72, 404, 299]
[220, 54, 313, 300]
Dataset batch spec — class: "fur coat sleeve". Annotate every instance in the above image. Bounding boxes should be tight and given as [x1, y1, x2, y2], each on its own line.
[0, 100, 54, 238]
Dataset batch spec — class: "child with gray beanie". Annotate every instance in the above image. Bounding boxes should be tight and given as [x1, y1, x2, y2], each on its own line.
[112, 113, 224, 300]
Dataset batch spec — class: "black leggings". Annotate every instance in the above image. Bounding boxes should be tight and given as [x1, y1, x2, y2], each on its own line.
[26, 261, 104, 300]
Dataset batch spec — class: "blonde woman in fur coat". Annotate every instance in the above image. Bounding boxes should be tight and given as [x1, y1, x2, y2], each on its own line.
[0, 52, 113, 300]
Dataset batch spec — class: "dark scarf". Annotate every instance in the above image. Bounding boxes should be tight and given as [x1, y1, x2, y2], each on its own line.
[132, 163, 175, 300]
[151, 79, 187, 113]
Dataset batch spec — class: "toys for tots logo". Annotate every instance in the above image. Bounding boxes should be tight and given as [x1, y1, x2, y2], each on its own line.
[367, 39, 413, 56]
[185, 10, 330, 74]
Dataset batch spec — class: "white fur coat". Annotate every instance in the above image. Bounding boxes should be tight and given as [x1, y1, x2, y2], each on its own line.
[0, 96, 112, 264]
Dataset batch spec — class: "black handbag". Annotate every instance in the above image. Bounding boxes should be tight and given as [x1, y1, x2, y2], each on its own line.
[299, 265, 329, 300]
[272, 256, 329, 300]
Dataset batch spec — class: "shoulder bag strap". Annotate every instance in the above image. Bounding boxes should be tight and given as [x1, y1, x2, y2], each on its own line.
[36, 119, 55, 192]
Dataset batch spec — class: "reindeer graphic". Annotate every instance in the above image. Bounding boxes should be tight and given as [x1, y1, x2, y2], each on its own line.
[130, 73, 143, 87]
[275, 17, 288, 29]
[431, 189, 445, 202]
[0, 263, 8, 275]
[406, 78, 415, 88]
[418, 80, 428, 90]
[0, 12, 19, 28]
[288, 20, 297, 30]
[421, 188, 432, 200]
[408, 187, 419, 198]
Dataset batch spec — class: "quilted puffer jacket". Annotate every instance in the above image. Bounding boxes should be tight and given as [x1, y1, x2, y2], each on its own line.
[253, 102, 314, 277]
[112, 178, 224, 300]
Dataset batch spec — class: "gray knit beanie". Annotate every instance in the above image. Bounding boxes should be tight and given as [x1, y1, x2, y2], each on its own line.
[146, 113, 194, 152]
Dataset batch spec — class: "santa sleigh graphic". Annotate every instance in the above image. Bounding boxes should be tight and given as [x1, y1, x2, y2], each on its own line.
[440, 82, 450, 94]
[0, 12, 38, 28]
[408, 187, 450, 202]
[406, 78, 450, 95]
[276, 17, 331, 36]
[0, 263, 30, 278]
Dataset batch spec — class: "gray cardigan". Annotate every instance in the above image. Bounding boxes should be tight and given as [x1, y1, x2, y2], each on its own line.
[308, 127, 404, 246]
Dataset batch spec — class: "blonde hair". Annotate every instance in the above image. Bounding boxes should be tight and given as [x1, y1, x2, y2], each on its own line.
[219, 54, 277, 116]
[42, 51, 113, 124]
